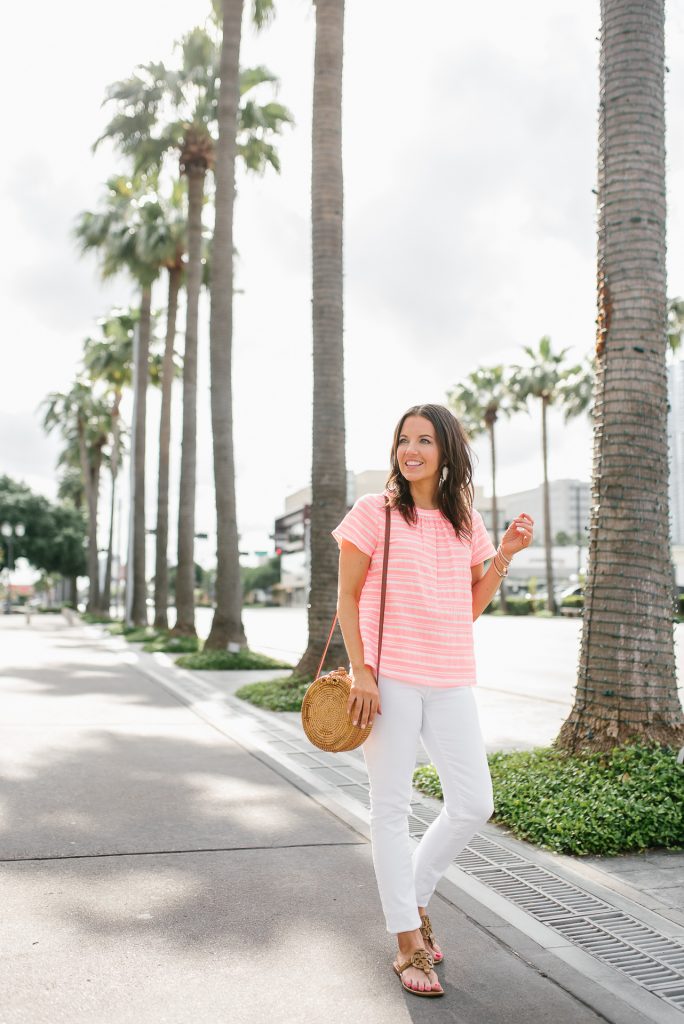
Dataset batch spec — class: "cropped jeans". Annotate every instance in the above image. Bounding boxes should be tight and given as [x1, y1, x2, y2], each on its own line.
[361, 673, 495, 934]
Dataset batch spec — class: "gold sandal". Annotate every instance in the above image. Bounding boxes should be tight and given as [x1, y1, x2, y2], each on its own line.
[392, 947, 444, 997]
[419, 912, 444, 963]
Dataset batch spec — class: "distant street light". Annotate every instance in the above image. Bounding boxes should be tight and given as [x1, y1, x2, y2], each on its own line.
[2, 521, 26, 614]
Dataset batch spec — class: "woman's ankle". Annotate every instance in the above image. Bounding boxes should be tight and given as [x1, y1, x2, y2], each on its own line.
[396, 927, 424, 954]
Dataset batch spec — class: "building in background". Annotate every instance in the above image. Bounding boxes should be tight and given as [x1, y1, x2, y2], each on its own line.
[479, 479, 591, 594]
[273, 472, 487, 605]
[479, 478, 591, 545]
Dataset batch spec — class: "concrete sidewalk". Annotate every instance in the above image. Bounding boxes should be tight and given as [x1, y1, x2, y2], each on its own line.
[0, 614, 676, 1023]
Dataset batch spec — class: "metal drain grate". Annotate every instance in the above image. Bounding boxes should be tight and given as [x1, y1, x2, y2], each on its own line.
[230, 697, 684, 1012]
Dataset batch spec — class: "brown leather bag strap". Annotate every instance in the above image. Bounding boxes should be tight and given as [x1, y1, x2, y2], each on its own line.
[375, 501, 391, 678]
[316, 499, 391, 679]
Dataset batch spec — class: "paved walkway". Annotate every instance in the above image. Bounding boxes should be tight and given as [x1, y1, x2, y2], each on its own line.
[0, 614, 680, 1023]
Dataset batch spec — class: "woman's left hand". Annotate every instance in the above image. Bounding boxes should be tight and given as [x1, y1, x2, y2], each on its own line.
[500, 513, 534, 560]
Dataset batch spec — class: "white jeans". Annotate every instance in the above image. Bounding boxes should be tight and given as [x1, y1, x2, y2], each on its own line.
[361, 674, 495, 934]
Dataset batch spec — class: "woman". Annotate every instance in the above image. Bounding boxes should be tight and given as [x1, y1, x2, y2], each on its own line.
[331, 403, 533, 998]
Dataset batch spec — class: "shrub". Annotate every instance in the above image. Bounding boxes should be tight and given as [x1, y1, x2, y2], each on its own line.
[176, 649, 293, 671]
[234, 674, 313, 711]
[121, 626, 161, 643]
[413, 739, 684, 857]
[81, 612, 113, 623]
[143, 634, 200, 654]
[503, 596, 534, 616]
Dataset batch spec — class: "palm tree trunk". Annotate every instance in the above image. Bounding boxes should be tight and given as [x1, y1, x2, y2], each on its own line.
[102, 395, 121, 616]
[154, 265, 182, 630]
[556, 0, 684, 752]
[78, 418, 100, 613]
[173, 166, 205, 637]
[130, 285, 152, 626]
[488, 420, 507, 612]
[205, 0, 248, 651]
[541, 396, 556, 615]
[102, 466, 116, 615]
[294, 0, 348, 678]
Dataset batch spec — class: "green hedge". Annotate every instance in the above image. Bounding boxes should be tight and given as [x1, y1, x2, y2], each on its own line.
[502, 596, 537, 615]
[234, 674, 313, 711]
[176, 649, 293, 671]
[413, 740, 684, 857]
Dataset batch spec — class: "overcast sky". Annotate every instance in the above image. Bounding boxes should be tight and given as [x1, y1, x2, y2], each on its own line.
[4, 1, 684, 561]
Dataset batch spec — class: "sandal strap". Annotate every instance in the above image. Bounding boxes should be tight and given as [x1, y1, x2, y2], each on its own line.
[420, 913, 437, 946]
[396, 947, 434, 976]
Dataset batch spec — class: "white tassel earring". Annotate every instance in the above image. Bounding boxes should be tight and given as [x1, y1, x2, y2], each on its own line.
[440, 465, 448, 485]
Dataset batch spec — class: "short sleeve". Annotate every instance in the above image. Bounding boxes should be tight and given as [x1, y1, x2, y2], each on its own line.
[331, 493, 382, 558]
[470, 507, 497, 566]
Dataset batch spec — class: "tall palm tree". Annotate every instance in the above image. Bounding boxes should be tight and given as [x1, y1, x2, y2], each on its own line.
[98, 28, 291, 637]
[206, 0, 294, 650]
[292, 0, 348, 677]
[41, 383, 111, 613]
[153, 180, 187, 629]
[556, 0, 684, 752]
[56, 467, 85, 609]
[447, 367, 526, 613]
[75, 176, 168, 624]
[667, 297, 684, 357]
[508, 336, 586, 615]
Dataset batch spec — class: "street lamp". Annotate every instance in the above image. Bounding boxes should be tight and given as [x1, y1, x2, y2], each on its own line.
[2, 521, 25, 614]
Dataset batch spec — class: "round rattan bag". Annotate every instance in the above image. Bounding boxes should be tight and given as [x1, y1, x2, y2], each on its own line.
[301, 502, 391, 753]
[301, 666, 372, 752]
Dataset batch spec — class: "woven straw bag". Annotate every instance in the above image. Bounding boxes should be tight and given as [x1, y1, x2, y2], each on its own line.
[301, 501, 391, 752]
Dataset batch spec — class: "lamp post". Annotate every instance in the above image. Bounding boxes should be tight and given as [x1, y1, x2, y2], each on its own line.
[2, 521, 26, 614]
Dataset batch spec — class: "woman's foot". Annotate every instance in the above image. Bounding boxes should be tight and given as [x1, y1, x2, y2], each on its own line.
[418, 908, 443, 963]
[393, 936, 443, 994]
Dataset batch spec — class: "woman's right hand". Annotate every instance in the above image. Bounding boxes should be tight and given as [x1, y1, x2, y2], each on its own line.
[347, 665, 382, 727]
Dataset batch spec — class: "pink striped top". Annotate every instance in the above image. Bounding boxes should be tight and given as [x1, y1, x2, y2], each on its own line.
[331, 490, 497, 687]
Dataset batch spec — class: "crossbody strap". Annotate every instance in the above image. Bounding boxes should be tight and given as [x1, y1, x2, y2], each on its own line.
[316, 499, 391, 680]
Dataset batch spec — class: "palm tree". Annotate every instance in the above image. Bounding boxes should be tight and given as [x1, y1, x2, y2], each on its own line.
[56, 467, 85, 609]
[41, 383, 111, 613]
[206, 0, 295, 649]
[75, 176, 169, 624]
[667, 297, 684, 357]
[153, 180, 187, 630]
[291, 0, 348, 677]
[507, 337, 586, 614]
[98, 27, 291, 638]
[447, 367, 526, 613]
[556, 0, 684, 752]
[83, 309, 141, 615]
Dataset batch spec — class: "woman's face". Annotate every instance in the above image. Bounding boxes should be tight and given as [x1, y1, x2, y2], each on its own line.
[396, 415, 442, 484]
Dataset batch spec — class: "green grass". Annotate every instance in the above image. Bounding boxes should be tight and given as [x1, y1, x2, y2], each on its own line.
[234, 674, 313, 711]
[413, 739, 684, 857]
[142, 633, 200, 654]
[176, 649, 293, 671]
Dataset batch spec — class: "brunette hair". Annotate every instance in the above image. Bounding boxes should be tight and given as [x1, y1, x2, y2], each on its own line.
[385, 403, 476, 541]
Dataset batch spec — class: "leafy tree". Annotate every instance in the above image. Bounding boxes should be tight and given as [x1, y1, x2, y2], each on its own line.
[0, 476, 86, 585]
